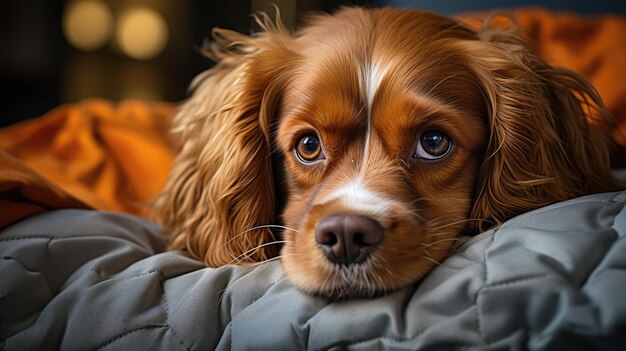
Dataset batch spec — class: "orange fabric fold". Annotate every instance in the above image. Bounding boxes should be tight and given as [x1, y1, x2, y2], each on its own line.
[0, 149, 89, 227]
[0, 99, 176, 226]
[458, 8, 626, 145]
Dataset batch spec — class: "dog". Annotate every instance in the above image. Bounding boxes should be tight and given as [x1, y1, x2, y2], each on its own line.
[153, 7, 623, 299]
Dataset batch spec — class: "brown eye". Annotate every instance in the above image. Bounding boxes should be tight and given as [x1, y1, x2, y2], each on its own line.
[414, 131, 452, 160]
[295, 134, 324, 163]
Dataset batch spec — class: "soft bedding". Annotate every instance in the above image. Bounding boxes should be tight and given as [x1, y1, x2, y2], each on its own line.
[2, 192, 626, 350]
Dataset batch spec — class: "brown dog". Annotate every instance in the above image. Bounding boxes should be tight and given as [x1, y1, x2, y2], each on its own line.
[154, 7, 622, 299]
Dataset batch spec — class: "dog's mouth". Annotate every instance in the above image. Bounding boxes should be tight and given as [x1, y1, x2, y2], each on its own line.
[281, 241, 398, 300]
[280, 193, 458, 300]
[280, 222, 454, 300]
[308, 261, 391, 301]
[308, 215, 390, 299]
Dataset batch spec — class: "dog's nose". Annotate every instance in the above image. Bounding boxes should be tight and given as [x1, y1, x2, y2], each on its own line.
[315, 215, 384, 265]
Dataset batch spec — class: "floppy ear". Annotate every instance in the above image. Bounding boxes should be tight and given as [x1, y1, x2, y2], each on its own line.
[153, 15, 295, 266]
[458, 18, 623, 232]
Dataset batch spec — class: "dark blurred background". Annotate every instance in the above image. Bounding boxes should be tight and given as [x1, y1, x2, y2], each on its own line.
[2, 0, 625, 127]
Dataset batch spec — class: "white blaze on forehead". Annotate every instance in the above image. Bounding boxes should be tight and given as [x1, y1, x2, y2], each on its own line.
[358, 61, 388, 169]
[316, 61, 391, 220]
[320, 179, 393, 218]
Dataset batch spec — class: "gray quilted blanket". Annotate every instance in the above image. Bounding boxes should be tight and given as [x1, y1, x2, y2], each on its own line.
[1, 191, 626, 350]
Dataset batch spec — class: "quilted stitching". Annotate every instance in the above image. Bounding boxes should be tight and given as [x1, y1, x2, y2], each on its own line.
[1, 193, 625, 350]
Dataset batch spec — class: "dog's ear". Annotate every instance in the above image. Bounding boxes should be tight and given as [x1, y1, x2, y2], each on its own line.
[457, 17, 623, 232]
[153, 15, 295, 266]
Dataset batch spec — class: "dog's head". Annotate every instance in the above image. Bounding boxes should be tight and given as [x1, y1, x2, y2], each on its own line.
[154, 8, 622, 299]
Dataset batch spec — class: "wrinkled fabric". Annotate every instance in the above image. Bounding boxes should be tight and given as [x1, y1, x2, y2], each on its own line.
[1, 192, 625, 350]
[0, 99, 175, 219]
[0, 151, 89, 228]
[458, 8, 626, 148]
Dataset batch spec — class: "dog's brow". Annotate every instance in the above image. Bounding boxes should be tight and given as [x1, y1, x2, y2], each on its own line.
[358, 60, 388, 173]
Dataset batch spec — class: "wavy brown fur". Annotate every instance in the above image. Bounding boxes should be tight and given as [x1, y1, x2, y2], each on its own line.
[459, 17, 623, 231]
[152, 15, 296, 266]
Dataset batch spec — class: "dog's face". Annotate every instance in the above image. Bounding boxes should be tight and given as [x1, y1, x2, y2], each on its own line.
[276, 13, 487, 297]
[155, 8, 621, 300]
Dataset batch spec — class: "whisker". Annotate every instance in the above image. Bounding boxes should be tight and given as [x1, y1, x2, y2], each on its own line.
[421, 237, 461, 248]
[428, 218, 488, 231]
[219, 225, 299, 250]
[422, 256, 441, 265]
[419, 247, 434, 258]
[424, 215, 448, 226]
[227, 240, 288, 265]
[409, 197, 426, 206]
[245, 255, 283, 267]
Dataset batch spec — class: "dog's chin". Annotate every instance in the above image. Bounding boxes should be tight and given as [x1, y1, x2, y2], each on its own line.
[285, 261, 401, 301]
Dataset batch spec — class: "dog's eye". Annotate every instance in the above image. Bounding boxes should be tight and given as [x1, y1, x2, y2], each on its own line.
[295, 134, 324, 163]
[414, 131, 452, 160]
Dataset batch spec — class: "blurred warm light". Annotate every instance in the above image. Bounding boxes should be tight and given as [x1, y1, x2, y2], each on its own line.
[117, 7, 168, 60]
[63, 0, 114, 51]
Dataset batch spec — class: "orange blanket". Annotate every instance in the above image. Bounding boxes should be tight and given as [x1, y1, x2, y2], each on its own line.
[1, 8, 625, 229]
[0, 100, 175, 227]
[460, 8, 626, 144]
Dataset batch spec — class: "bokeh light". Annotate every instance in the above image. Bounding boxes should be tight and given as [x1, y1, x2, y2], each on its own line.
[63, 0, 114, 51]
[116, 7, 169, 60]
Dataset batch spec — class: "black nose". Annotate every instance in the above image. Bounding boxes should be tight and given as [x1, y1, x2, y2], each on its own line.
[315, 215, 384, 265]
